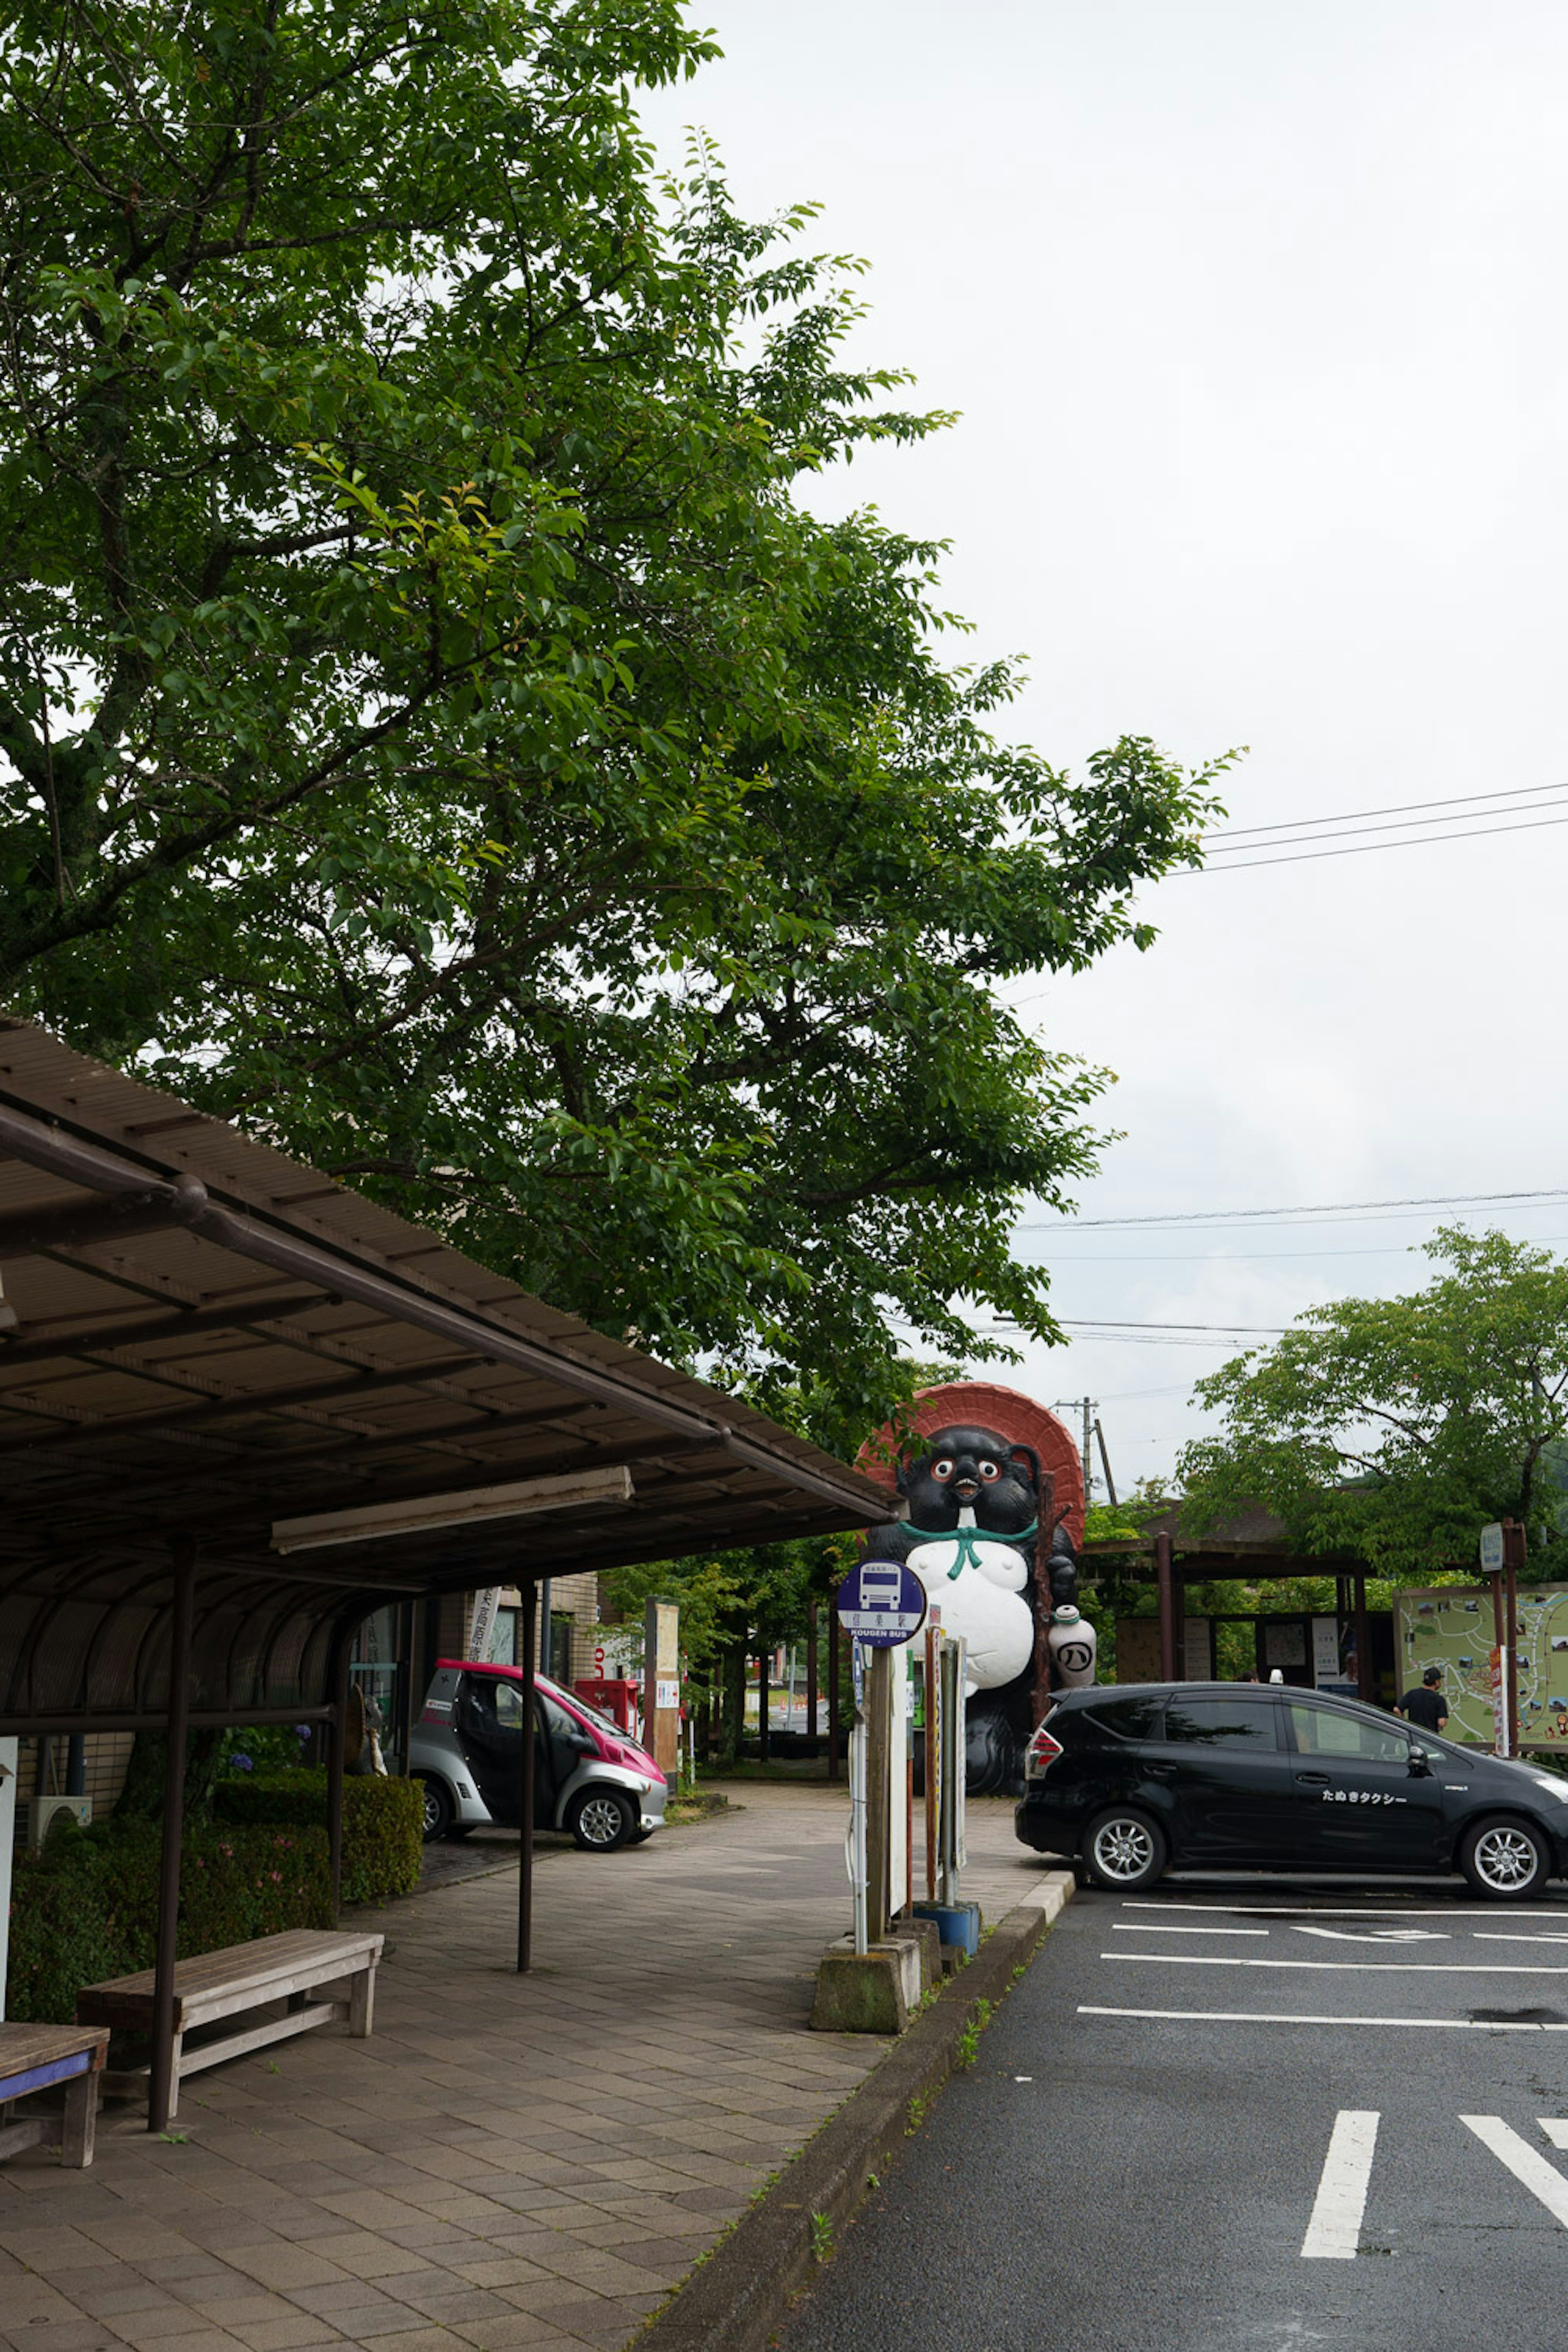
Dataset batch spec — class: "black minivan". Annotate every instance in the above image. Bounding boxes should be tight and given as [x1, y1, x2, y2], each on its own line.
[1015, 1682, 1568, 1900]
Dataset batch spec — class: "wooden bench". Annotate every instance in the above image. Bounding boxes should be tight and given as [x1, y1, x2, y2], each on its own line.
[78, 1928, 383, 2119]
[0, 2025, 110, 2167]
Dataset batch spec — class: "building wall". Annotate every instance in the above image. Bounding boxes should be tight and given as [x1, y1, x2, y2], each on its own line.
[16, 1731, 138, 1821]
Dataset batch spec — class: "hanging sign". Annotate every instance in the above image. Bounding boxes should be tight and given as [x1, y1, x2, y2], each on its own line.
[834, 1560, 929, 1648]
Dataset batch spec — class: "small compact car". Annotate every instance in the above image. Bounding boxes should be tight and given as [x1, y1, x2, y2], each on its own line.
[1015, 1681, 1568, 1900]
[410, 1658, 667, 1852]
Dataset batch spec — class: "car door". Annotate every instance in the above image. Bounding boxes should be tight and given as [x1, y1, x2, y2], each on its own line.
[1147, 1692, 1295, 1862]
[454, 1672, 551, 1828]
[1284, 1699, 1444, 1867]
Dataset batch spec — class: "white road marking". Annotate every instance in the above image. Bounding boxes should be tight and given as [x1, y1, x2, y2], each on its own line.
[1474, 1932, 1568, 1946]
[1462, 2116, 1568, 2227]
[1539, 2119, 1568, 2147]
[1110, 1922, 1270, 1937]
[1293, 1926, 1449, 1944]
[1123, 1899, 1568, 1919]
[1301, 2111, 1380, 2259]
[1105, 1952, 1568, 1974]
[1079, 2005, 1568, 2030]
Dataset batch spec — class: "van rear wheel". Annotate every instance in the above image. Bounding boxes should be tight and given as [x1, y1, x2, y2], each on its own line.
[414, 1772, 453, 1843]
[1083, 1807, 1168, 1892]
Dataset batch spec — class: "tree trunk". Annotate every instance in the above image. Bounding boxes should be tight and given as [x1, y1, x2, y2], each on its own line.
[114, 1728, 227, 1823]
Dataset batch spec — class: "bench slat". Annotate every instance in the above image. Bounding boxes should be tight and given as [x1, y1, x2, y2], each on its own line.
[78, 1932, 382, 2029]
[0, 2027, 108, 2078]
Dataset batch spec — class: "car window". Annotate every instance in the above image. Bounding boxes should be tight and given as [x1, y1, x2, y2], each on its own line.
[1080, 1696, 1165, 1742]
[1162, 1696, 1280, 1748]
[491, 1680, 527, 1733]
[1289, 1703, 1408, 1764]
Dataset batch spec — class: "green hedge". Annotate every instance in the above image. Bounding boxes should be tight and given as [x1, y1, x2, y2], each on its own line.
[6, 1818, 332, 2024]
[213, 1771, 422, 1904]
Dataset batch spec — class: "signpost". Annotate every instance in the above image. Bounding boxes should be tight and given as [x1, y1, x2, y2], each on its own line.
[1480, 1520, 1523, 1756]
[835, 1564, 928, 1956]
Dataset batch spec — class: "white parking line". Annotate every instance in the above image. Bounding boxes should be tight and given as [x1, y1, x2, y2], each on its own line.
[1105, 1952, 1568, 1974]
[1462, 2116, 1568, 2227]
[1123, 1900, 1568, 1919]
[1078, 2005, 1568, 2030]
[1539, 2119, 1568, 2147]
[1301, 2111, 1379, 2258]
[1110, 1922, 1270, 1937]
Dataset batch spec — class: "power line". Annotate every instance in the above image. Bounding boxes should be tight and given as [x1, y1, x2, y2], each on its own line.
[1030, 1317, 1285, 1334]
[1028, 1229, 1568, 1265]
[1182, 808, 1568, 873]
[1207, 778, 1568, 842]
[1016, 1186, 1568, 1233]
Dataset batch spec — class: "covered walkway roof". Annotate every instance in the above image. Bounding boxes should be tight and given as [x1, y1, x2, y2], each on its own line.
[0, 1016, 887, 1733]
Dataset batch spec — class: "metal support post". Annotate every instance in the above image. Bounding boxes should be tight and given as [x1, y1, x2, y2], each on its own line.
[1354, 1576, 1372, 1706]
[826, 1609, 841, 1781]
[1156, 1532, 1177, 1681]
[1504, 1519, 1524, 1758]
[517, 1577, 536, 1973]
[865, 1646, 891, 1942]
[923, 1624, 939, 1902]
[149, 1537, 196, 2135]
[325, 1634, 348, 1915]
[806, 1604, 818, 1748]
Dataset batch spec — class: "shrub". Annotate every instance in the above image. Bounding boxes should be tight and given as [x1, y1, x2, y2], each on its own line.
[6, 1817, 332, 2024]
[212, 1771, 422, 1905]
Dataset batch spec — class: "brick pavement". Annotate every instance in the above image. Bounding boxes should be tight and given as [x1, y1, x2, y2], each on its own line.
[0, 1784, 1058, 2352]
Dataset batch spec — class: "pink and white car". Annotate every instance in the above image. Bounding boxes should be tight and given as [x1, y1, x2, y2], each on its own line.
[410, 1658, 667, 1852]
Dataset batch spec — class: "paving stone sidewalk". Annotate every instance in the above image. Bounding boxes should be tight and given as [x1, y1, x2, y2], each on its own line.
[0, 1784, 1059, 2352]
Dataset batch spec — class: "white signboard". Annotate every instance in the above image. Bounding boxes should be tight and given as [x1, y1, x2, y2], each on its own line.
[1480, 1522, 1505, 1573]
[1312, 1616, 1341, 1686]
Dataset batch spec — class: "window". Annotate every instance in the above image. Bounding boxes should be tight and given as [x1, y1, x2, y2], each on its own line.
[1289, 1704, 1409, 1765]
[1162, 1697, 1280, 1748]
[1081, 1696, 1165, 1743]
[492, 1679, 528, 1733]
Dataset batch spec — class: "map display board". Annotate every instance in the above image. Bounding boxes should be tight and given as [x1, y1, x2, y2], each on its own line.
[1395, 1585, 1568, 1750]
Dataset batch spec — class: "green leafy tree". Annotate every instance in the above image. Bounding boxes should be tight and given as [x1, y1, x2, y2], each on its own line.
[0, 0, 1225, 1429]
[1178, 1229, 1568, 1577]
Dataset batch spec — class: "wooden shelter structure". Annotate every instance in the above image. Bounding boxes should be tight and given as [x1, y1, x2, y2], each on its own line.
[1085, 1501, 1381, 1703]
[0, 1017, 887, 2127]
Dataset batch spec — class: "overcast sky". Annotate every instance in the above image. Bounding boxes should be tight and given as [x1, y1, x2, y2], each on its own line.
[638, 0, 1568, 1493]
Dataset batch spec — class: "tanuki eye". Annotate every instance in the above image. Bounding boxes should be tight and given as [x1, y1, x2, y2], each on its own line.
[932, 1458, 954, 1480]
[979, 1461, 1000, 1481]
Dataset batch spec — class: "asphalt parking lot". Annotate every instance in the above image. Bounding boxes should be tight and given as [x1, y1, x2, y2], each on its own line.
[774, 1872, 1568, 2352]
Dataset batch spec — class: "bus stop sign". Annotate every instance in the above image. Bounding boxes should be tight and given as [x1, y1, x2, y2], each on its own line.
[834, 1560, 928, 1648]
[1480, 1522, 1504, 1573]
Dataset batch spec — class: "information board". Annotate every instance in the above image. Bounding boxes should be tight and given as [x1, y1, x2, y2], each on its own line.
[1396, 1584, 1568, 1750]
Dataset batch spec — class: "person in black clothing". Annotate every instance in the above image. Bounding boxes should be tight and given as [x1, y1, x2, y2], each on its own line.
[1399, 1664, 1449, 1734]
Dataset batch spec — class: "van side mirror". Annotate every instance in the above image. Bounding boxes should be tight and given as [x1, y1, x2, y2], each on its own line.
[1408, 1743, 1433, 1774]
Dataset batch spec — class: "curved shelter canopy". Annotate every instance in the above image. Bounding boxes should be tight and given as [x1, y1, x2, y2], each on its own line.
[0, 1016, 888, 1734]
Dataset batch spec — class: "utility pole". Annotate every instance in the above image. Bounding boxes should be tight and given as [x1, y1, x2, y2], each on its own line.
[1055, 1398, 1098, 1505]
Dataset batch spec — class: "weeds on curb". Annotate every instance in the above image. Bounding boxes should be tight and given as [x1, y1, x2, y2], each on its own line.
[906, 2090, 929, 2135]
[810, 2212, 834, 2263]
[957, 1996, 995, 2067]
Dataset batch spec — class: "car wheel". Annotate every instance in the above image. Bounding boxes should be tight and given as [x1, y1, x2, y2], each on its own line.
[1460, 1815, 1550, 1899]
[1083, 1807, 1168, 1892]
[414, 1772, 454, 1843]
[566, 1786, 637, 1853]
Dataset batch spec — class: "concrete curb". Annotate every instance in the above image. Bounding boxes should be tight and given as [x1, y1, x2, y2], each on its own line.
[635, 1870, 1074, 2352]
